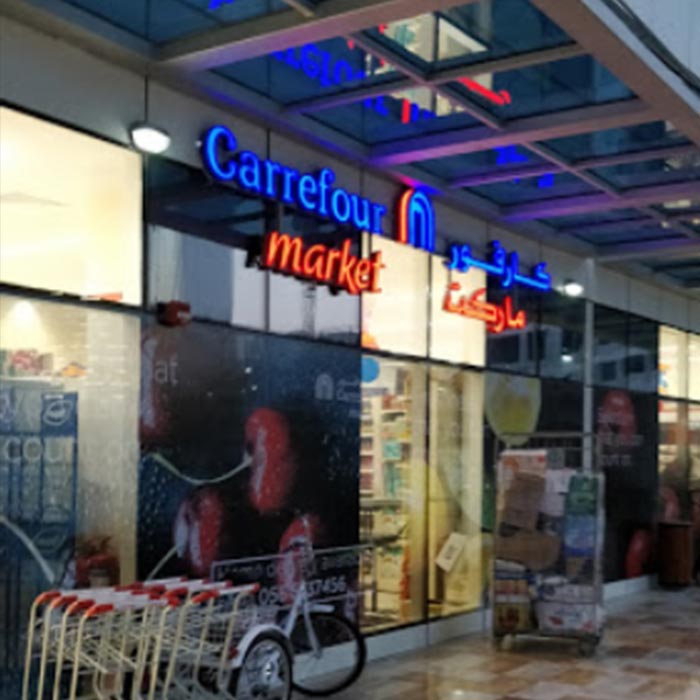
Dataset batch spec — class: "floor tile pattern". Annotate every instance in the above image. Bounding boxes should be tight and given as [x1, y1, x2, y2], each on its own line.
[330, 589, 700, 700]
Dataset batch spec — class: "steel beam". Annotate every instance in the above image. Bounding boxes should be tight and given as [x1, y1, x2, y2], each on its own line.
[503, 181, 700, 222]
[158, 0, 480, 70]
[370, 99, 657, 165]
[574, 143, 699, 171]
[530, 0, 700, 147]
[283, 76, 414, 113]
[428, 43, 587, 84]
[449, 163, 555, 188]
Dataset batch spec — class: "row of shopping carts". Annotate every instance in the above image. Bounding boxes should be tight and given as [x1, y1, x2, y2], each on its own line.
[21, 576, 277, 700]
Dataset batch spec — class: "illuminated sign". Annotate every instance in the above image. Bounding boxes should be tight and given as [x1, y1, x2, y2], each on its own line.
[446, 240, 551, 291]
[397, 188, 435, 252]
[261, 232, 383, 295]
[443, 284, 526, 334]
[201, 125, 387, 234]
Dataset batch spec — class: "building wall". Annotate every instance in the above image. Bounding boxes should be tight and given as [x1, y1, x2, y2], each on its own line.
[2, 15, 699, 332]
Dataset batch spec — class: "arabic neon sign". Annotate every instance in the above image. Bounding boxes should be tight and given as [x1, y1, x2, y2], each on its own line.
[446, 240, 552, 291]
[261, 231, 383, 295]
[201, 125, 387, 234]
[443, 284, 526, 334]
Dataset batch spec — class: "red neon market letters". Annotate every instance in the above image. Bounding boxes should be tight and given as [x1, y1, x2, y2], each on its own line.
[261, 231, 383, 295]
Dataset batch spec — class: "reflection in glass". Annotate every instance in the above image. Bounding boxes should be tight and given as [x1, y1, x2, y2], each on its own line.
[689, 335, 700, 401]
[538, 292, 585, 381]
[659, 400, 689, 521]
[593, 306, 628, 388]
[359, 357, 426, 631]
[0, 294, 139, 691]
[428, 367, 483, 617]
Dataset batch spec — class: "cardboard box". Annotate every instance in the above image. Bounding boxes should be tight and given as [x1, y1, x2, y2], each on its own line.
[500, 471, 545, 531]
[495, 531, 561, 571]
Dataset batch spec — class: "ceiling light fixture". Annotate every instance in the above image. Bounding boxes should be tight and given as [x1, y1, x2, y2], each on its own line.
[562, 279, 584, 298]
[130, 122, 171, 154]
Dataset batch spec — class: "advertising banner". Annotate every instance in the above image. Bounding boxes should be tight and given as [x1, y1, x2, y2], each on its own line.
[137, 320, 361, 588]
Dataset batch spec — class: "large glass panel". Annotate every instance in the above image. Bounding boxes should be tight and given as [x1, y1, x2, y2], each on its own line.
[146, 155, 272, 328]
[448, 55, 632, 121]
[468, 171, 598, 205]
[593, 305, 628, 388]
[543, 121, 689, 162]
[428, 367, 483, 618]
[310, 93, 480, 145]
[538, 291, 585, 381]
[362, 235, 429, 357]
[359, 357, 427, 631]
[659, 326, 688, 398]
[268, 209, 360, 343]
[627, 316, 658, 393]
[659, 400, 690, 522]
[217, 38, 400, 104]
[593, 152, 700, 191]
[540, 209, 647, 231]
[577, 226, 681, 247]
[64, 0, 289, 43]
[690, 334, 700, 402]
[366, 1, 570, 72]
[417, 145, 545, 182]
[0, 294, 139, 694]
[430, 257, 486, 367]
[596, 388, 658, 581]
[0, 107, 142, 304]
[486, 283, 541, 375]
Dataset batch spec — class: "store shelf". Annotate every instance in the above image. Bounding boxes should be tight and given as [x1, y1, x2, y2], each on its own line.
[360, 497, 405, 509]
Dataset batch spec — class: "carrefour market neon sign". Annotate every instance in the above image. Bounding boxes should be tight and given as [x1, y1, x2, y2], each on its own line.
[200, 125, 551, 322]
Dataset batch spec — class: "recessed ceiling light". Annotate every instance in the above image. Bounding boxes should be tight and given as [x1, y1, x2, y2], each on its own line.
[130, 122, 171, 154]
[561, 353, 574, 364]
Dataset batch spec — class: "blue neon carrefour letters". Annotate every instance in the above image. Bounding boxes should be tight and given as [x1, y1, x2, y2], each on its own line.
[201, 125, 387, 234]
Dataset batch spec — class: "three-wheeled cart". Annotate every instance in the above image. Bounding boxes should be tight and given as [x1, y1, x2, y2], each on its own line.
[492, 432, 604, 657]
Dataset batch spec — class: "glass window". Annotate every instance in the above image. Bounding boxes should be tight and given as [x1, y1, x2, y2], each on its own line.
[690, 334, 700, 402]
[627, 316, 658, 393]
[538, 291, 585, 381]
[149, 226, 267, 329]
[146, 155, 272, 328]
[429, 256, 486, 366]
[468, 171, 597, 206]
[486, 284, 541, 375]
[593, 306, 628, 388]
[362, 235, 429, 357]
[659, 326, 688, 398]
[0, 294, 139, 691]
[593, 152, 700, 191]
[428, 367, 483, 618]
[0, 107, 142, 304]
[359, 357, 427, 631]
[659, 400, 690, 521]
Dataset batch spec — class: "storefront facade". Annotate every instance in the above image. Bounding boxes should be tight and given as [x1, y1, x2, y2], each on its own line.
[2, 6, 700, 693]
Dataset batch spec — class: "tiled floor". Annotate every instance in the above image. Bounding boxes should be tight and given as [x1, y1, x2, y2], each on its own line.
[331, 588, 700, 700]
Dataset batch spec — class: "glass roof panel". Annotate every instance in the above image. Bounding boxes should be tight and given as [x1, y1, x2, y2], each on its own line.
[592, 152, 700, 190]
[416, 145, 545, 181]
[64, 0, 291, 43]
[364, 0, 571, 72]
[540, 209, 646, 230]
[543, 121, 689, 161]
[216, 38, 401, 104]
[444, 55, 633, 120]
[309, 89, 480, 145]
[576, 226, 683, 246]
[466, 171, 597, 205]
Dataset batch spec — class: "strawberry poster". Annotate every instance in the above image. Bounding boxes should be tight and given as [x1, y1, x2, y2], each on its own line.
[137, 320, 361, 586]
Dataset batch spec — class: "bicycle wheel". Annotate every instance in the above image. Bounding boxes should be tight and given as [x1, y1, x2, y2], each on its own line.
[232, 632, 292, 700]
[290, 612, 366, 696]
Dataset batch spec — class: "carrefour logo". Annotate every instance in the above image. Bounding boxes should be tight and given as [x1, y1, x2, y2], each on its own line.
[397, 188, 435, 253]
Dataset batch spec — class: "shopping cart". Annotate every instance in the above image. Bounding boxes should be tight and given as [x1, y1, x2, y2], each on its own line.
[21, 577, 290, 700]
